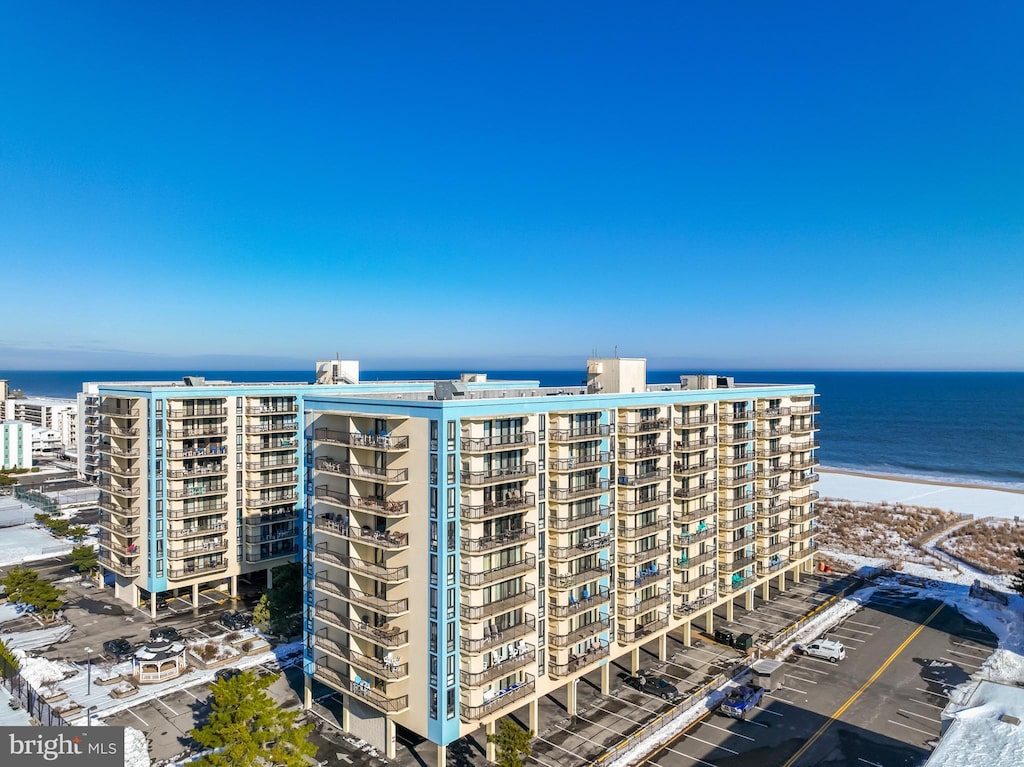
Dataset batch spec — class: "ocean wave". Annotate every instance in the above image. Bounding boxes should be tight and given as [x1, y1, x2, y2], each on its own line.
[821, 462, 1024, 492]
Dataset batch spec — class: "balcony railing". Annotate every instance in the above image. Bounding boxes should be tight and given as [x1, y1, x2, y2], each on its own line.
[167, 559, 228, 579]
[617, 517, 669, 541]
[245, 475, 297, 490]
[619, 418, 671, 434]
[616, 468, 670, 486]
[98, 425, 139, 437]
[548, 452, 611, 471]
[673, 460, 716, 476]
[720, 493, 755, 510]
[461, 555, 537, 588]
[168, 522, 228, 539]
[97, 462, 139, 478]
[723, 534, 755, 551]
[245, 402, 298, 415]
[245, 439, 298, 452]
[314, 544, 409, 582]
[98, 405, 139, 417]
[549, 504, 611, 530]
[549, 617, 611, 647]
[724, 555, 756, 572]
[315, 516, 408, 550]
[673, 504, 717, 523]
[461, 492, 535, 520]
[99, 556, 140, 577]
[789, 456, 821, 470]
[789, 491, 820, 506]
[167, 425, 228, 439]
[462, 524, 536, 554]
[720, 450, 756, 465]
[674, 571, 717, 593]
[757, 484, 790, 498]
[756, 519, 788, 536]
[673, 550, 716, 569]
[461, 463, 536, 486]
[461, 647, 536, 687]
[618, 589, 670, 618]
[315, 486, 408, 516]
[99, 481, 141, 498]
[757, 406, 791, 418]
[789, 473, 819, 489]
[550, 480, 611, 502]
[720, 471, 756, 488]
[759, 539, 790, 556]
[313, 633, 408, 680]
[758, 425, 793, 439]
[245, 420, 299, 434]
[548, 586, 611, 618]
[314, 603, 408, 647]
[674, 414, 716, 427]
[167, 484, 226, 499]
[673, 483, 716, 499]
[549, 425, 611, 441]
[548, 535, 611, 561]
[168, 445, 229, 459]
[550, 641, 610, 678]
[245, 455, 299, 470]
[617, 568, 670, 592]
[97, 444, 139, 458]
[617, 615, 668, 644]
[618, 493, 669, 514]
[460, 615, 536, 654]
[757, 464, 790, 478]
[790, 404, 820, 416]
[618, 444, 669, 461]
[168, 540, 228, 560]
[167, 465, 228, 480]
[789, 440, 821, 452]
[460, 676, 536, 722]
[97, 519, 140, 537]
[167, 501, 228, 519]
[673, 437, 717, 450]
[790, 528, 816, 543]
[314, 663, 409, 713]
[461, 432, 536, 452]
[788, 508, 819, 525]
[550, 560, 611, 589]
[720, 512, 754, 530]
[461, 586, 535, 621]
[674, 525, 717, 546]
[756, 446, 788, 459]
[316, 458, 408, 484]
[790, 420, 820, 433]
[674, 592, 717, 615]
[244, 509, 298, 527]
[166, 406, 227, 419]
[720, 409, 755, 422]
[314, 428, 409, 451]
[314, 575, 409, 616]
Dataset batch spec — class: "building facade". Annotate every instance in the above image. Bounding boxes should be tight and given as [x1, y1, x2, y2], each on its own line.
[301, 359, 819, 760]
[1, 420, 32, 470]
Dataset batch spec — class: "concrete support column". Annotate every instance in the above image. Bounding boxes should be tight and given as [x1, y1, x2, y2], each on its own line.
[725, 599, 734, 623]
[229, 575, 238, 599]
[191, 582, 200, 606]
[630, 648, 640, 674]
[341, 694, 350, 731]
[744, 589, 754, 611]
[303, 675, 312, 709]
[385, 718, 397, 760]
[793, 566, 801, 584]
[97, 571, 105, 590]
[705, 609, 714, 634]
[601, 663, 610, 695]
[267, 567, 274, 590]
[658, 633, 668, 661]
[150, 597, 157, 621]
[681, 621, 691, 647]
[567, 679, 578, 717]
[529, 699, 539, 732]
[436, 742, 447, 767]
[762, 580, 770, 601]
[776, 572, 786, 593]
[486, 721, 497, 762]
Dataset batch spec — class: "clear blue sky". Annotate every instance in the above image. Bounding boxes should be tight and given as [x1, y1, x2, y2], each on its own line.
[1, 2, 1022, 371]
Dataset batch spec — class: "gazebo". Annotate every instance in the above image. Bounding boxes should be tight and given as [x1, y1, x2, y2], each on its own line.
[132, 640, 187, 684]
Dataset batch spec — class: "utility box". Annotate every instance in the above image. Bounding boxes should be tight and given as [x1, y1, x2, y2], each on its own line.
[749, 659, 785, 692]
[714, 628, 736, 647]
[735, 633, 754, 652]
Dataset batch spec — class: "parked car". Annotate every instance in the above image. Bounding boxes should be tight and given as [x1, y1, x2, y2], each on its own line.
[149, 627, 182, 642]
[219, 611, 253, 630]
[624, 673, 681, 701]
[798, 638, 846, 663]
[720, 685, 765, 719]
[102, 638, 133, 661]
[214, 668, 242, 683]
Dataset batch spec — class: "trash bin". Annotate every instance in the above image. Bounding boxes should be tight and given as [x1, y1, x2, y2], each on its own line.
[714, 628, 736, 647]
[750, 659, 785, 691]
[735, 632, 754, 652]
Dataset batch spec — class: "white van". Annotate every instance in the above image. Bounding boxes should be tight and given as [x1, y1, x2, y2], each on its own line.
[801, 638, 846, 662]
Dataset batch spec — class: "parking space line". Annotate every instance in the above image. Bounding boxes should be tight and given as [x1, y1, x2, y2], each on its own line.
[858, 759, 884, 767]
[785, 673, 819, 685]
[834, 625, 874, 636]
[156, 698, 179, 716]
[918, 682, 951, 694]
[827, 632, 866, 643]
[845, 618, 881, 629]
[647, 744, 720, 767]
[906, 697, 945, 712]
[125, 709, 149, 726]
[780, 683, 808, 695]
[939, 656, 981, 670]
[951, 642, 992, 657]
[182, 688, 204, 702]
[790, 664, 830, 676]
[945, 648, 987, 661]
[898, 708, 939, 723]
[680, 733, 739, 755]
[887, 718, 936, 738]
[756, 706, 783, 717]
[534, 732, 589, 761]
[698, 721, 755, 740]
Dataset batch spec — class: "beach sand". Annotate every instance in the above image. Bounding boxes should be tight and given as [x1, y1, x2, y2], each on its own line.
[818, 468, 1024, 520]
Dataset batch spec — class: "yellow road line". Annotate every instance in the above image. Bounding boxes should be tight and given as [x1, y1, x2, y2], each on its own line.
[782, 602, 945, 767]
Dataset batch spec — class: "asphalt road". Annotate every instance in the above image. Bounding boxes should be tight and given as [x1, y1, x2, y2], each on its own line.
[643, 588, 997, 767]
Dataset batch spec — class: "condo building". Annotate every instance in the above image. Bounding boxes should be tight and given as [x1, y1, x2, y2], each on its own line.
[79, 359, 819, 761]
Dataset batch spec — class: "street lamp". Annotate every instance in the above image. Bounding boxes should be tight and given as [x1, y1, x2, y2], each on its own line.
[87, 705, 97, 727]
[84, 647, 93, 696]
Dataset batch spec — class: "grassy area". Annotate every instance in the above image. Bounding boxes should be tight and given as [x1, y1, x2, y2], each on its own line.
[816, 498, 962, 558]
[939, 518, 1024, 575]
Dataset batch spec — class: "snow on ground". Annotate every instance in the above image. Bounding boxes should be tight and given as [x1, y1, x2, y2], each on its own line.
[0, 685, 32, 726]
[0, 522, 75, 566]
[0, 622, 75, 651]
[125, 727, 151, 767]
[926, 680, 1024, 767]
[818, 470, 1024, 519]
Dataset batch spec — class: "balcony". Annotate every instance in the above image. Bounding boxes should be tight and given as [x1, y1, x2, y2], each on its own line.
[99, 556, 140, 577]
[167, 484, 226, 499]
[788, 506, 818, 525]
[756, 446, 788, 459]
[549, 535, 611, 561]
[244, 510, 298, 527]
[619, 418, 671, 434]
[674, 525, 717, 546]
[99, 404, 139, 417]
[720, 574, 754, 593]
[720, 513, 754, 531]
[617, 569, 670, 592]
[244, 543, 297, 564]
[462, 432, 536, 452]
[245, 402, 298, 415]
[674, 592, 717, 615]
[790, 528, 816, 543]
[674, 414, 716, 427]
[549, 504, 611, 531]
[461, 615, 537, 654]
[617, 468, 671, 487]
[719, 471, 756, 488]
[550, 480, 611, 502]
[168, 522, 228, 539]
[461, 647, 536, 688]
[789, 456, 821, 470]
[245, 439, 298, 452]
[757, 464, 790, 478]
[618, 444, 669, 461]
[314, 545, 409, 582]
[460, 676, 536, 722]
[166, 425, 228, 439]
[245, 475, 297, 490]
[757, 427, 791, 439]
[673, 483, 716, 500]
[549, 425, 611, 441]
[618, 589, 670, 618]
[548, 452, 611, 472]
[314, 663, 409, 714]
[790, 473, 819, 489]
[168, 540, 228, 560]
[461, 586, 535, 621]
[759, 539, 790, 557]
[757, 406, 791, 418]
[316, 457, 408, 485]
[673, 550, 716, 569]
[245, 420, 300, 434]
[315, 518, 407, 551]
[550, 561, 611, 590]
[313, 633, 408, 680]
[719, 409, 755, 422]
[461, 492, 536, 520]
[98, 444, 139, 458]
[617, 515, 670, 543]
[548, 586, 611, 618]
[167, 406, 227, 419]
[167, 501, 228, 520]
[723, 534, 756, 551]
[617, 615, 668, 644]
[673, 437, 717, 451]
[790, 420, 820, 434]
[619, 493, 669, 514]
[167, 465, 228, 480]
[314, 603, 408, 647]
[98, 425, 139, 438]
[314, 577, 409, 616]
[461, 525, 536, 554]
[719, 431, 755, 446]
[462, 555, 537, 588]
[97, 461, 139, 478]
[756, 519, 788, 536]
[673, 504, 717, 523]
[673, 460, 716, 477]
[720, 493, 754, 510]
[315, 486, 408, 517]
[674, 571, 717, 593]
[724, 555, 756, 573]
[757, 483, 790, 499]
[550, 617, 611, 648]
[245, 455, 299, 470]
[550, 641, 610, 678]
[789, 440, 821, 452]
[97, 519, 140, 537]
[99, 481, 141, 498]
[790, 403, 820, 416]
[757, 559, 789, 576]
[720, 451, 755, 466]
[790, 491, 820, 506]
[618, 542, 671, 565]
[461, 463, 536, 487]
[314, 427, 409, 451]
[167, 559, 228, 579]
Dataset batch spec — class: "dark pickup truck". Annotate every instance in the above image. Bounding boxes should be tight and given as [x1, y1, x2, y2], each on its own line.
[720, 685, 764, 719]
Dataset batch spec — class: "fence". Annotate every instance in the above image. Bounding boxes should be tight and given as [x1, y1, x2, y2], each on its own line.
[0, 654, 71, 727]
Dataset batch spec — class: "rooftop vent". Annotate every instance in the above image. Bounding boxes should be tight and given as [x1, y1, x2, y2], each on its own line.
[182, 376, 205, 387]
[433, 381, 468, 401]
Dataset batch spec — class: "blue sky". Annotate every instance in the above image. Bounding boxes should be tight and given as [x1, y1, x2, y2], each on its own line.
[1, 2, 1022, 371]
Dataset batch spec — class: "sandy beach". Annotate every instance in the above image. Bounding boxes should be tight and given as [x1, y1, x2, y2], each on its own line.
[818, 468, 1024, 520]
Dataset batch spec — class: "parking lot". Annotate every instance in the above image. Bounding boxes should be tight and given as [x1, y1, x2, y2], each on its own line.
[641, 587, 998, 767]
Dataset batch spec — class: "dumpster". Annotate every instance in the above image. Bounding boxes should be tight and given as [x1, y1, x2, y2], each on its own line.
[749, 659, 785, 691]
[735, 632, 754, 652]
[714, 628, 736, 647]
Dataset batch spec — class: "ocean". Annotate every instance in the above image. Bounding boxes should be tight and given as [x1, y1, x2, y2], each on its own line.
[4, 369, 1022, 491]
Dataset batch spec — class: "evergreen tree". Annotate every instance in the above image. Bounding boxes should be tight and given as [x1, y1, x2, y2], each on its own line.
[191, 670, 316, 767]
[252, 593, 271, 632]
[488, 718, 533, 767]
[70, 544, 99, 574]
[266, 563, 303, 636]
[0, 638, 19, 673]
[0, 567, 65, 618]
[1011, 547, 1024, 597]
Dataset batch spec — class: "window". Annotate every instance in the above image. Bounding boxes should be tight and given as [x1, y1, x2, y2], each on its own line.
[430, 522, 438, 551]
[430, 622, 438, 653]
[430, 588, 438, 619]
[429, 689, 438, 719]
[447, 555, 456, 585]
[447, 521, 456, 551]
[447, 689, 456, 719]
[430, 487, 438, 517]
[447, 421, 456, 449]
[430, 555, 438, 585]
[447, 588, 456, 620]
[429, 655, 438, 686]
[447, 654, 455, 686]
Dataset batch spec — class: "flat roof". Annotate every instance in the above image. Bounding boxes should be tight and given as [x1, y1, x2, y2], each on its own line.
[925, 680, 1024, 767]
